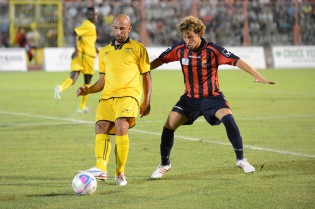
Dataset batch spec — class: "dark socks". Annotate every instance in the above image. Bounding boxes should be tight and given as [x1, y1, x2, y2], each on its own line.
[221, 114, 244, 160]
[160, 127, 174, 165]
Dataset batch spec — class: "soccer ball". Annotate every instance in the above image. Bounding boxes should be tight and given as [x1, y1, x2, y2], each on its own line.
[72, 171, 97, 195]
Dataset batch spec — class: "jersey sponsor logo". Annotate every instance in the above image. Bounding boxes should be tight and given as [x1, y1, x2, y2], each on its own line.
[104, 51, 110, 55]
[222, 49, 232, 57]
[181, 58, 189, 65]
[122, 109, 130, 113]
[125, 48, 133, 53]
[202, 60, 207, 67]
[188, 55, 201, 58]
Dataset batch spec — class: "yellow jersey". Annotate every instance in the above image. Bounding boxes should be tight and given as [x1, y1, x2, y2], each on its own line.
[98, 38, 150, 103]
[74, 20, 97, 57]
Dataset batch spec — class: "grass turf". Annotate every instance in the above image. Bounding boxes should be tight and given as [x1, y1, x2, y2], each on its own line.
[0, 69, 314, 209]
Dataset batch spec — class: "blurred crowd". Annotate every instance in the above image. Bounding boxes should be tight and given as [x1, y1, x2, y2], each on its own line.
[1, 0, 315, 48]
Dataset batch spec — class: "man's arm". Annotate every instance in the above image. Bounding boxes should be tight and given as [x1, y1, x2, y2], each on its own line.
[72, 29, 79, 59]
[140, 71, 152, 118]
[236, 59, 275, 84]
[76, 73, 105, 96]
[150, 58, 164, 70]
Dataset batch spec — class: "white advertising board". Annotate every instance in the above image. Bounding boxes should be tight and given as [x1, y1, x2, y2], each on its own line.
[272, 46, 315, 69]
[147, 46, 266, 70]
[44, 48, 98, 72]
[44, 46, 266, 72]
[219, 47, 266, 70]
[146, 47, 181, 70]
[0, 48, 27, 72]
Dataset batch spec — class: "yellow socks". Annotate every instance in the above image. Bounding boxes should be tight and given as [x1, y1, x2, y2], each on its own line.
[59, 78, 89, 110]
[94, 134, 129, 175]
[95, 134, 111, 171]
[59, 78, 73, 92]
[115, 134, 129, 175]
[80, 84, 89, 109]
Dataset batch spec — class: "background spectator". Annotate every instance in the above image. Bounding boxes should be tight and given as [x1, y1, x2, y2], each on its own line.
[1, 0, 315, 48]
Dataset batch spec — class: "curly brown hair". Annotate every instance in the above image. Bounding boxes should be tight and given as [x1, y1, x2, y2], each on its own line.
[177, 16, 206, 37]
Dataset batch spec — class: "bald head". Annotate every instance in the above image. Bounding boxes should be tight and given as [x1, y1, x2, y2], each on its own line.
[114, 14, 131, 25]
[112, 14, 132, 44]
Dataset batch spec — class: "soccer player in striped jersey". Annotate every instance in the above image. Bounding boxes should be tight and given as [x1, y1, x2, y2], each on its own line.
[76, 14, 152, 186]
[150, 16, 275, 179]
[55, 7, 99, 114]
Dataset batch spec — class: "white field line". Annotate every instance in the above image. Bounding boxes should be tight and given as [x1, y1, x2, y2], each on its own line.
[1, 110, 314, 158]
[0, 111, 94, 124]
[140, 113, 315, 123]
[131, 129, 315, 158]
[1, 122, 87, 126]
[224, 89, 315, 96]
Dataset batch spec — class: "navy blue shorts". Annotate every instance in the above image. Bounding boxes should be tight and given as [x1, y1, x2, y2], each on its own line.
[172, 94, 231, 126]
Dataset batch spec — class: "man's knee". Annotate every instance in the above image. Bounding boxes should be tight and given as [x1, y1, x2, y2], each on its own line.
[95, 120, 114, 134]
[70, 71, 80, 83]
[115, 118, 130, 135]
[84, 74, 93, 84]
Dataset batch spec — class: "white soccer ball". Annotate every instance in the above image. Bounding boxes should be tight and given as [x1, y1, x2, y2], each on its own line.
[72, 171, 97, 195]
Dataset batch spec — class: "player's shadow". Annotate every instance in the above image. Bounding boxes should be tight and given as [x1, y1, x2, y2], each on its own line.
[1, 175, 75, 197]
[26, 193, 73, 197]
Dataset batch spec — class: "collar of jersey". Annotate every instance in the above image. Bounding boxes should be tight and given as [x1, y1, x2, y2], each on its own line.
[190, 38, 207, 52]
[111, 37, 130, 50]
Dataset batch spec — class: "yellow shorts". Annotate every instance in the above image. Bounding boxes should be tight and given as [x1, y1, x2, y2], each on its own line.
[96, 97, 139, 135]
[70, 51, 95, 75]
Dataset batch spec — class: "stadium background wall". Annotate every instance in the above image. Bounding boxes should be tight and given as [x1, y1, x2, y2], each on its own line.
[0, 0, 314, 69]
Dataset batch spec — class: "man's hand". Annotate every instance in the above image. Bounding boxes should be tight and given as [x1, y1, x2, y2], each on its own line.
[140, 102, 150, 118]
[254, 79, 275, 84]
[76, 86, 89, 97]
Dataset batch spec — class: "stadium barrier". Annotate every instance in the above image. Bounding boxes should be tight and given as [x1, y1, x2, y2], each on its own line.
[146, 47, 181, 70]
[43, 46, 267, 72]
[44, 47, 98, 72]
[2, 46, 315, 72]
[147, 47, 267, 70]
[218, 47, 266, 70]
[272, 46, 315, 69]
[0, 48, 27, 72]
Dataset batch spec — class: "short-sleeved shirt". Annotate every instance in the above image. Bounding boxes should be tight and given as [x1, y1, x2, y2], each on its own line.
[159, 38, 239, 99]
[74, 20, 97, 57]
[98, 37, 150, 103]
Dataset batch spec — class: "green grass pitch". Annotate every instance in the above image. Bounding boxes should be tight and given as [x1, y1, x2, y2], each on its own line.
[0, 69, 314, 209]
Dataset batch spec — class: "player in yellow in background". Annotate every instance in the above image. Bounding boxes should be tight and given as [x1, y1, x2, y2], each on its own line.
[76, 14, 152, 186]
[55, 7, 98, 113]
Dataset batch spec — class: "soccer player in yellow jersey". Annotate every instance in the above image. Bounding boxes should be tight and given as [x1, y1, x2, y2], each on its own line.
[55, 7, 99, 113]
[76, 14, 152, 186]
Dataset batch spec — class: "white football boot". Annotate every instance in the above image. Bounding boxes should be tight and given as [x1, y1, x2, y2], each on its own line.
[54, 85, 61, 100]
[115, 173, 127, 186]
[236, 159, 255, 173]
[150, 164, 171, 179]
[79, 167, 108, 181]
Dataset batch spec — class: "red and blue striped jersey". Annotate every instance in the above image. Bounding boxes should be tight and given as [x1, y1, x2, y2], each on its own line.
[159, 39, 239, 99]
